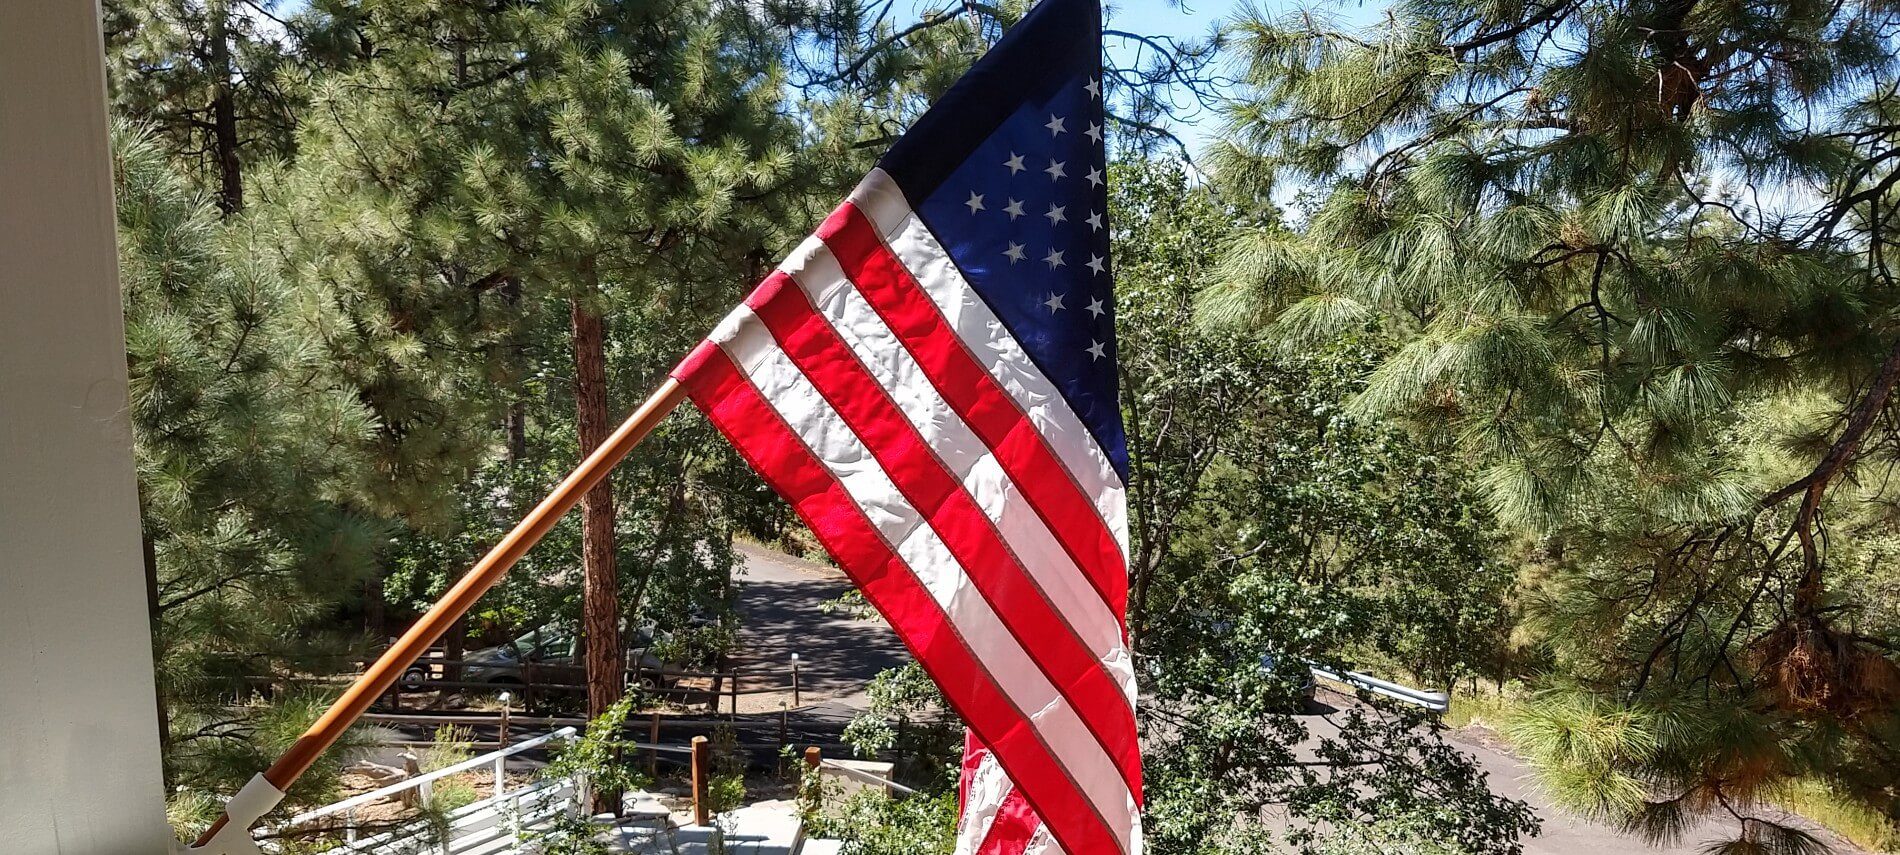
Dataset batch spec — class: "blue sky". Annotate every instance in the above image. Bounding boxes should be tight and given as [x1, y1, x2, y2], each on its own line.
[1100, 0, 1387, 155]
[1105, 1, 1241, 153]
[1108, 0, 1238, 41]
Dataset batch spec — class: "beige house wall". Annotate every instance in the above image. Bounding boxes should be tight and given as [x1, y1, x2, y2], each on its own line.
[0, 1, 173, 852]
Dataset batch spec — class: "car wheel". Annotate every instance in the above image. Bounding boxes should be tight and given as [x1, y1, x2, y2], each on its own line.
[398, 667, 428, 690]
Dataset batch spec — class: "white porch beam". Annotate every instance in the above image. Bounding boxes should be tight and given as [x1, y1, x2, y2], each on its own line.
[0, 1, 173, 852]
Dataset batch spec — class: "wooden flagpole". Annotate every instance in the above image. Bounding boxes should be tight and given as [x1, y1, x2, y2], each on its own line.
[192, 378, 689, 848]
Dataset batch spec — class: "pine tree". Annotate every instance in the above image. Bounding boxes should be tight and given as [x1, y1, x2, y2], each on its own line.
[101, 0, 336, 213]
[115, 123, 380, 832]
[261, 0, 831, 811]
[1210, 1, 1900, 847]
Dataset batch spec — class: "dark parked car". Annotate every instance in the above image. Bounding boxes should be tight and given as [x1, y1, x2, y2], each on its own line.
[399, 624, 681, 690]
[1260, 652, 1318, 710]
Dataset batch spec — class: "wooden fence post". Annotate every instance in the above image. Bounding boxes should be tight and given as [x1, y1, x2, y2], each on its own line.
[791, 653, 801, 708]
[690, 735, 711, 826]
[647, 710, 661, 779]
[805, 744, 828, 786]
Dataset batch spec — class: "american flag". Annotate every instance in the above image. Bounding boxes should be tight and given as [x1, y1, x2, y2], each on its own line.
[670, 1, 1139, 851]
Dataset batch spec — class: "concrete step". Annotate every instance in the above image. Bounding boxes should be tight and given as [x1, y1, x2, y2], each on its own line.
[603, 798, 806, 854]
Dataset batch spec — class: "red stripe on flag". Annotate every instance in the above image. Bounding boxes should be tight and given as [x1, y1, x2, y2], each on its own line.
[978, 784, 1041, 855]
[742, 271, 1141, 796]
[817, 204, 1131, 623]
[674, 345, 1125, 855]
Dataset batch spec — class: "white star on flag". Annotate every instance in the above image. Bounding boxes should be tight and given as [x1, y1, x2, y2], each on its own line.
[1045, 114, 1067, 135]
[1045, 160, 1067, 181]
[1004, 198, 1025, 220]
[1087, 254, 1105, 275]
[1087, 210, 1103, 232]
[1044, 204, 1067, 225]
[1086, 296, 1106, 318]
[1086, 339, 1107, 360]
[966, 192, 986, 214]
[1004, 152, 1026, 174]
[1086, 167, 1102, 187]
[1043, 292, 1066, 313]
[1043, 248, 1066, 269]
[1003, 242, 1026, 264]
[1086, 122, 1102, 143]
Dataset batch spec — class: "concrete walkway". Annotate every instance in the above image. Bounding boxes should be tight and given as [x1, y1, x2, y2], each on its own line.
[603, 793, 811, 854]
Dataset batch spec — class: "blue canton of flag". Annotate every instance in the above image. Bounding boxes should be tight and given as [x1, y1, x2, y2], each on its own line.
[878, 0, 1126, 481]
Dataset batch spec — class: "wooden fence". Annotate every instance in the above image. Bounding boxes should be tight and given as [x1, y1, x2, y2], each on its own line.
[370, 654, 806, 715]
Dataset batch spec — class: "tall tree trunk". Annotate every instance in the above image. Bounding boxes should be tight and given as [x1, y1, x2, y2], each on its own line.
[503, 276, 528, 464]
[208, 3, 242, 216]
[570, 273, 623, 815]
[444, 615, 467, 684]
[363, 572, 387, 639]
[142, 528, 173, 788]
[507, 402, 527, 463]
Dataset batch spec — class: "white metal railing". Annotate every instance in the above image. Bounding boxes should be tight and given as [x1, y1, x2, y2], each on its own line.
[270, 726, 577, 852]
[1304, 663, 1450, 711]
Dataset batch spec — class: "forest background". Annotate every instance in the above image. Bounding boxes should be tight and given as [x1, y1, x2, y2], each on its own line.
[104, 0, 1900, 852]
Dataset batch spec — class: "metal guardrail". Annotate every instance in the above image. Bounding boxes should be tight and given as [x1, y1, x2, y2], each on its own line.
[1304, 662, 1450, 711]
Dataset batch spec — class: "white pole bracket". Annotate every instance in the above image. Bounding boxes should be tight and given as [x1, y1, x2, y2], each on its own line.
[182, 773, 286, 855]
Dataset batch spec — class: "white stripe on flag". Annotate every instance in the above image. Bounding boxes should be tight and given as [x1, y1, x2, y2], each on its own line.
[957, 745, 1015, 854]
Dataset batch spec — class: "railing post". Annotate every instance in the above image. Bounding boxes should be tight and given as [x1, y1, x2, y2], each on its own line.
[791, 652, 801, 708]
[401, 752, 423, 808]
[498, 690, 512, 747]
[730, 671, 741, 717]
[690, 735, 711, 826]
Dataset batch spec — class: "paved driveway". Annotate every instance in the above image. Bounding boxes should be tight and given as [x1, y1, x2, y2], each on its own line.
[727, 541, 907, 711]
[1270, 688, 1865, 854]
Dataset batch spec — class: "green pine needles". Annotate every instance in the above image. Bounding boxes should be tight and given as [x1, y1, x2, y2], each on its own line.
[1210, 0, 1900, 849]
